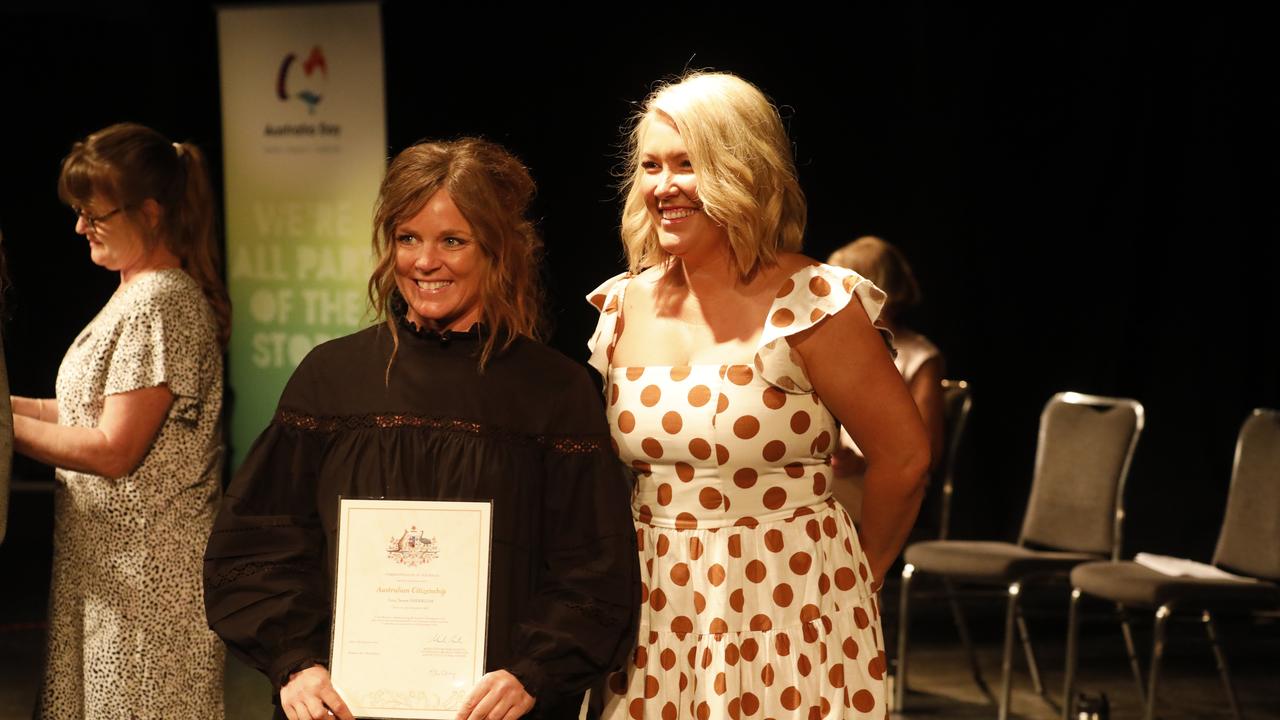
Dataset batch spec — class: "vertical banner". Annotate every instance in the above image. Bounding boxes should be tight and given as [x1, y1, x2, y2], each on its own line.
[217, 2, 386, 468]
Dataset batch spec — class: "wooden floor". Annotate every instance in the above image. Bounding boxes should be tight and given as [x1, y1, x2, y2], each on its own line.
[896, 634, 1279, 719]
[3, 612, 1277, 719]
[2, 492, 1275, 719]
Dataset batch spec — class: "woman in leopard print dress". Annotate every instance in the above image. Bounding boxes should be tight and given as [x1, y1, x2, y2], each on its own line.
[11, 123, 231, 719]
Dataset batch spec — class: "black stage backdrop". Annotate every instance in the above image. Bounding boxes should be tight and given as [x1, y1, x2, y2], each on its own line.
[1, 3, 1276, 563]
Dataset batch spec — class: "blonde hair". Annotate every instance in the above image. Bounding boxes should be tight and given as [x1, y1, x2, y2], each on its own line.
[58, 122, 231, 346]
[619, 71, 807, 281]
[368, 138, 544, 376]
[828, 235, 922, 317]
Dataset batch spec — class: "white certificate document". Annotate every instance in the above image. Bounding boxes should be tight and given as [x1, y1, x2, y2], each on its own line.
[331, 499, 492, 719]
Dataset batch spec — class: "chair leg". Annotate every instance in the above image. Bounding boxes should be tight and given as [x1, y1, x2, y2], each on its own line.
[1015, 604, 1048, 699]
[894, 563, 913, 711]
[1144, 605, 1171, 720]
[942, 577, 993, 701]
[1116, 603, 1147, 705]
[1061, 589, 1081, 720]
[999, 582, 1021, 720]
[1202, 610, 1243, 720]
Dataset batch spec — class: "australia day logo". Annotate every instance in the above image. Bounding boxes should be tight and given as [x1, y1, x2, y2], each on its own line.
[276, 45, 327, 114]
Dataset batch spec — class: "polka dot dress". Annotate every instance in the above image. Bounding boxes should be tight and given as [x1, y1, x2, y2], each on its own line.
[587, 263, 891, 720]
[41, 269, 225, 719]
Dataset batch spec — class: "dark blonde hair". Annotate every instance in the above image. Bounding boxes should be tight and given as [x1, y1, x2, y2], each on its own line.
[619, 71, 807, 281]
[827, 235, 922, 318]
[58, 122, 230, 346]
[368, 138, 544, 375]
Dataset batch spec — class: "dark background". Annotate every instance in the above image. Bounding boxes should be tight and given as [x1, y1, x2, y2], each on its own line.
[1, 2, 1276, 583]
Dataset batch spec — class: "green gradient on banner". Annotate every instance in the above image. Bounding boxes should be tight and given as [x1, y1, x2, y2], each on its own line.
[217, 3, 386, 469]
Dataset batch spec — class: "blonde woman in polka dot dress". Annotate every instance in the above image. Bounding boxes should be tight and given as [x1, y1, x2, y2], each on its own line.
[12, 123, 230, 719]
[589, 73, 931, 720]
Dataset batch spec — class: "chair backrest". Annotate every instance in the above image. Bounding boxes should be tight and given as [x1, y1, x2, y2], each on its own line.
[1019, 392, 1144, 558]
[1213, 409, 1280, 581]
[937, 379, 973, 540]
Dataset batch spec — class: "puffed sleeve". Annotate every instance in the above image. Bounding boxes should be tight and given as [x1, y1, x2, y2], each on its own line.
[753, 262, 896, 394]
[504, 366, 640, 715]
[203, 356, 331, 690]
[104, 277, 215, 424]
[585, 272, 631, 380]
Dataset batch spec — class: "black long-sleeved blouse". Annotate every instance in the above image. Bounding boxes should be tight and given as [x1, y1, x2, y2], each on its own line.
[203, 318, 640, 718]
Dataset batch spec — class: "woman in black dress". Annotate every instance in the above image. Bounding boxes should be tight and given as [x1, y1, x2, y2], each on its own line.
[204, 138, 639, 720]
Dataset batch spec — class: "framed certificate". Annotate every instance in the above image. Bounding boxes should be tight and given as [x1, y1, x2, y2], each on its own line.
[331, 498, 492, 719]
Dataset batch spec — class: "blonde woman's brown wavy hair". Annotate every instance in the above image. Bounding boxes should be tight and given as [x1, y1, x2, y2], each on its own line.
[619, 72, 807, 281]
[58, 122, 231, 346]
[368, 138, 545, 377]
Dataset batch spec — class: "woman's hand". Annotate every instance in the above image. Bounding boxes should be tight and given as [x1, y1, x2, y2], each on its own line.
[829, 445, 866, 477]
[280, 665, 354, 720]
[456, 670, 535, 720]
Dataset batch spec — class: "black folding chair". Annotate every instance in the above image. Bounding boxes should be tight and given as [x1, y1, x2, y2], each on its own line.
[895, 392, 1144, 720]
[1062, 408, 1280, 720]
[936, 378, 973, 541]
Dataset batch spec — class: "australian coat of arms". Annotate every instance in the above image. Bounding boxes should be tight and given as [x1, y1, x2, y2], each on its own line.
[386, 526, 440, 566]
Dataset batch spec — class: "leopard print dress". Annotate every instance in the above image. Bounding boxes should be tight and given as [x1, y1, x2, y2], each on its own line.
[39, 268, 225, 719]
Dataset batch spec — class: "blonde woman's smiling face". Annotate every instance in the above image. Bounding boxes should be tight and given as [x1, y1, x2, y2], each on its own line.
[638, 114, 728, 260]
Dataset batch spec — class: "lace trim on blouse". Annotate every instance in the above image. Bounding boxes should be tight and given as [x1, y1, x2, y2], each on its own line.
[207, 560, 314, 589]
[275, 409, 605, 454]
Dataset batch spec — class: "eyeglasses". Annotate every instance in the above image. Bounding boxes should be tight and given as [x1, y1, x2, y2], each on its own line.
[74, 206, 125, 231]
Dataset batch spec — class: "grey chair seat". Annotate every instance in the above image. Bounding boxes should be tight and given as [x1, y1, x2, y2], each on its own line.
[1071, 561, 1280, 610]
[905, 540, 1102, 583]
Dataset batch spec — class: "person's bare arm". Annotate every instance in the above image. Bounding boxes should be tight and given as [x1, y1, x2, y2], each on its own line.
[792, 301, 931, 588]
[909, 355, 946, 469]
[13, 385, 173, 478]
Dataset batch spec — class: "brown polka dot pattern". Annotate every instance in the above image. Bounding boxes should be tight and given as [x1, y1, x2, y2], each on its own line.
[733, 415, 761, 439]
[762, 387, 786, 410]
[641, 384, 663, 407]
[586, 265, 889, 720]
[676, 462, 695, 483]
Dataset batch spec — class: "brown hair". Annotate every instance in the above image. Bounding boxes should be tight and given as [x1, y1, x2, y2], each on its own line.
[827, 235, 922, 318]
[619, 71, 807, 281]
[368, 138, 544, 376]
[58, 122, 230, 346]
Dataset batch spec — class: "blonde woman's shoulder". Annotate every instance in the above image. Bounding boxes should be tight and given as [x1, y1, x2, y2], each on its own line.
[771, 252, 824, 278]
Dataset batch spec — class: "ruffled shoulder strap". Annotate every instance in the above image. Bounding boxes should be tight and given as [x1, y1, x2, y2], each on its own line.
[753, 262, 895, 393]
[585, 271, 633, 378]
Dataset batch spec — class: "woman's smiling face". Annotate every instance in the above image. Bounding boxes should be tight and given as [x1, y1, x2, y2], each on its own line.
[393, 189, 485, 333]
[637, 113, 728, 261]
